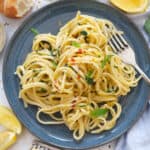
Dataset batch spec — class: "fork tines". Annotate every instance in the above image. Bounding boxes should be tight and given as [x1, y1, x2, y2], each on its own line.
[105, 24, 129, 53]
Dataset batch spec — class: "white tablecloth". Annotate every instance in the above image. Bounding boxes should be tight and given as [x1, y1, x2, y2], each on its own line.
[0, 0, 149, 150]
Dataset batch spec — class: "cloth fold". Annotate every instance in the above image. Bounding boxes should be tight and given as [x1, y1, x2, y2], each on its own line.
[116, 105, 150, 150]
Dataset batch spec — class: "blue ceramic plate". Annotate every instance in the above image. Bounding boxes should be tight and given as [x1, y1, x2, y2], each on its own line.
[3, 0, 150, 149]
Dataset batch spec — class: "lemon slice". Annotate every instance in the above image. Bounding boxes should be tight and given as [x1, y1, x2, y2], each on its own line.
[0, 105, 22, 134]
[110, 0, 149, 13]
[0, 131, 16, 150]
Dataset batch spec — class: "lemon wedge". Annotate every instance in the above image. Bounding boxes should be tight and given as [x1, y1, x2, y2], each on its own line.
[110, 0, 149, 13]
[0, 131, 16, 150]
[0, 106, 22, 134]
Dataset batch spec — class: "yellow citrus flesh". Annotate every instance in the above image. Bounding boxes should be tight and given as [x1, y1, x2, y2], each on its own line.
[110, 0, 149, 13]
[0, 105, 22, 134]
[0, 130, 16, 150]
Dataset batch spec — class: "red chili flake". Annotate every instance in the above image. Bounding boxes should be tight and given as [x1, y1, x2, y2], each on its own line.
[76, 49, 83, 54]
[77, 75, 81, 80]
[69, 57, 76, 65]
[71, 57, 75, 62]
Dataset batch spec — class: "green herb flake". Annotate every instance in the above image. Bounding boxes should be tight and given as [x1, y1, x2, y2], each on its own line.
[30, 28, 39, 35]
[87, 70, 93, 77]
[52, 61, 58, 68]
[85, 70, 94, 85]
[33, 69, 40, 77]
[72, 41, 81, 48]
[98, 54, 101, 57]
[85, 76, 94, 85]
[144, 17, 150, 35]
[106, 88, 114, 93]
[80, 31, 89, 43]
[37, 88, 47, 93]
[80, 30, 88, 36]
[90, 108, 108, 118]
[101, 55, 113, 68]
[114, 65, 118, 69]
[33, 70, 37, 73]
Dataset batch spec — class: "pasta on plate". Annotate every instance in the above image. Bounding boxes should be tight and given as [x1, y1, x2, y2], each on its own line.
[16, 12, 140, 140]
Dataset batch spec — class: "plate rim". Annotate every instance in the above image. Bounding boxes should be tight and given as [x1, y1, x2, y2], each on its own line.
[2, 0, 150, 149]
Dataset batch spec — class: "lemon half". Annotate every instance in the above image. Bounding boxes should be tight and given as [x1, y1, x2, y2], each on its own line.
[0, 131, 16, 150]
[0, 106, 22, 134]
[110, 0, 149, 13]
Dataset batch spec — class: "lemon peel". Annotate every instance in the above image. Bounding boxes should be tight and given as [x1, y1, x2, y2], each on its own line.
[0, 105, 22, 134]
[0, 130, 17, 150]
[110, 0, 149, 13]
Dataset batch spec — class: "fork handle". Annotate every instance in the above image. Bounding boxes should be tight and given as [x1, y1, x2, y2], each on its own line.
[134, 64, 150, 84]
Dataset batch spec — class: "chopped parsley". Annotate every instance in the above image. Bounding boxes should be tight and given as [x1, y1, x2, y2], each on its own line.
[72, 41, 81, 48]
[30, 28, 39, 35]
[106, 88, 114, 93]
[85, 70, 94, 85]
[101, 55, 113, 68]
[86, 70, 93, 77]
[98, 54, 101, 57]
[114, 65, 118, 69]
[51, 61, 58, 68]
[80, 30, 88, 36]
[37, 88, 47, 93]
[33, 69, 40, 77]
[90, 108, 108, 118]
[85, 77, 94, 85]
[80, 30, 88, 43]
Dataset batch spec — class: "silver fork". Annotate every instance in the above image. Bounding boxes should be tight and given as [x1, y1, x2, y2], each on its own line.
[106, 25, 150, 84]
